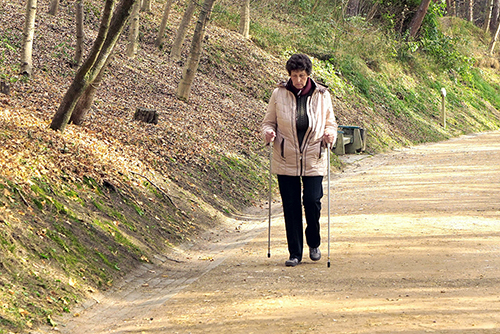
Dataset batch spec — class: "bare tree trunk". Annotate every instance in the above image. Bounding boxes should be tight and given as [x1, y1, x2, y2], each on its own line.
[69, 83, 97, 126]
[51, 0, 117, 131]
[156, 0, 175, 48]
[238, 0, 250, 39]
[445, 0, 452, 15]
[50, 0, 138, 132]
[141, 0, 153, 12]
[490, 0, 500, 34]
[346, 0, 360, 17]
[75, 0, 85, 66]
[21, 0, 37, 77]
[70, 52, 115, 125]
[485, 0, 494, 33]
[489, 18, 500, 54]
[177, 0, 215, 101]
[170, 0, 196, 62]
[48, 0, 59, 15]
[468, 0, 473, 21]
[408, 0, 432, 38]
[398, 5, 408, 34]
[127, 0, 142, 58]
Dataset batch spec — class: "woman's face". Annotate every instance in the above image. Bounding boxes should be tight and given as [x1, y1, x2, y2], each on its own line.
[290, 69, 309, 90]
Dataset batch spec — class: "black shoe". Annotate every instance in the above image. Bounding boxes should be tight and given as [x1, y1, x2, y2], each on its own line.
[285, 258, 300, 267]
[309, 247, 321, 261]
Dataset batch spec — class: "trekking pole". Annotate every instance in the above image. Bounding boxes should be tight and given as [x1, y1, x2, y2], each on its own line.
[267, 140, 273, 258]
[327, 143, 331, 268]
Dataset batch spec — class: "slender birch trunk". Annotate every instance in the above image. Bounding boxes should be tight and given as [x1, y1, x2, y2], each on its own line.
[75, 0, 85, 66]
[468, 0, 473, 22]
[485, 0, 493, 33]
[490, 0, 500, 34]
[238, 0, 250, 39]
[50, 0, 138, 132]
[156, 0, 175, 48]
[141, 0, 152, 12]
[177, 0, 215, 101]
[21, 0, 37, 77]
[127, 0, 142, 58]
[489, 19, 500, 54]
[170, 0, 196, 61]
[48, 0, 59, 15]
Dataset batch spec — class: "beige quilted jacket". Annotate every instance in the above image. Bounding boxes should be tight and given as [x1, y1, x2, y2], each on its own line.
[262, 79, 338, 176]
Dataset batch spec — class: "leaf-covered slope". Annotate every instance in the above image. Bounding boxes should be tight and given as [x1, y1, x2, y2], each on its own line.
[0, 0, 284, 331]
[2, 0, 286, 212]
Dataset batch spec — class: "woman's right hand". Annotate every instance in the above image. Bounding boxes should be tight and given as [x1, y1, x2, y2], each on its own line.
[265, 130, 276, 144]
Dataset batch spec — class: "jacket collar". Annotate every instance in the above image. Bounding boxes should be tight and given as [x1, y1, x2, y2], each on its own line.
[286, 77, 313, 96]
[278, 78, 327, 94]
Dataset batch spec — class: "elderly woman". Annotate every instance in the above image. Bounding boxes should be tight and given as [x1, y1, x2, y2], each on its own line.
[262, 54, 337, 267]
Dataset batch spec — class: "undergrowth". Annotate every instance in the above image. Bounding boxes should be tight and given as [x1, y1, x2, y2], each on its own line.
[212, 0, 500, 151]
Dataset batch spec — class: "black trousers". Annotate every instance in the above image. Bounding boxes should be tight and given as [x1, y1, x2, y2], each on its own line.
[277, 175, 324, 261]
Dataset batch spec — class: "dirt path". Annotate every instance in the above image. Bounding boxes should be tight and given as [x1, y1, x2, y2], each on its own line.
[40, 131, 500, 334]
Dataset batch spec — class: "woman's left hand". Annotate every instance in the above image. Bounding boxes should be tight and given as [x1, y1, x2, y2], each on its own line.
[323, 132, 335, 145]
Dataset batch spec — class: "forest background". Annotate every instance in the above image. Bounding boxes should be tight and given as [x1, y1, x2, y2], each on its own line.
[1, 0, 500, 332]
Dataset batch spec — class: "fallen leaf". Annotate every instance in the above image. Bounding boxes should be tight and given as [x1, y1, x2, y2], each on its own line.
[69, 277, 76, 287]
[19, 308, 30, 316]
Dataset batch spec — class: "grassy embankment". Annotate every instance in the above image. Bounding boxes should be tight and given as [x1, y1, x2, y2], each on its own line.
[0, 0, 499, 332]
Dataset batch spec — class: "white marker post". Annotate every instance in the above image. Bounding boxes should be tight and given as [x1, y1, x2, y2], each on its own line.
[441, 88, 447, 129]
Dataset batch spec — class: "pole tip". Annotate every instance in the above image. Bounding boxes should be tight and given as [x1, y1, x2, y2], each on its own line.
[267, 253, 271, 258]
[327, 261, 331, 268]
